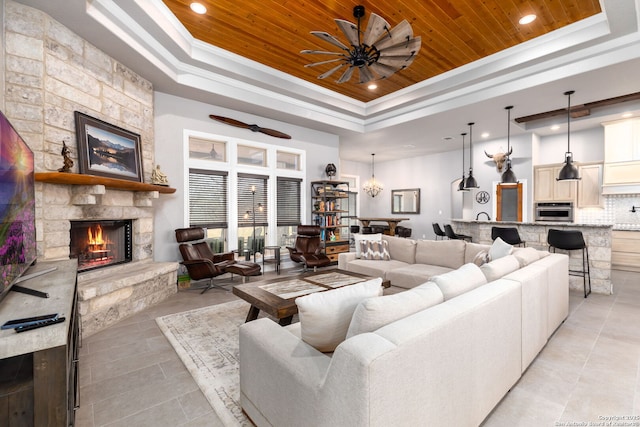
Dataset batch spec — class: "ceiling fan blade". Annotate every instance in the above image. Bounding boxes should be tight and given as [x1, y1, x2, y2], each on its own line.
[369, 62, 397, 79]
[304, 58, 345, 68]
[377, 53, 418, 68]
[311, 31, 349, 51]
[258, 128, 292, 139]
[373, 20, 413, 51]
[209, 115, 250, 129]
[335, 19, 359, 46]
[318, 63, 346, 79]
[363, 13, 390, 46]
[377, 37, 422, 56]
[358, 66, 375, 84]
[336, 66, 355, 83]
[301, 49, 345, 56]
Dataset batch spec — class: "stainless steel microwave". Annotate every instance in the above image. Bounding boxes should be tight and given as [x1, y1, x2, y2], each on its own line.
[534, 202, 574, 222]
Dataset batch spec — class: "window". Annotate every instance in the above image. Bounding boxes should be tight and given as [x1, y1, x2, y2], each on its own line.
[237, 145, 266, 166]
[277, 177, 302, 247]
[238, 173, 268, 254]
[277, 151, 300, 170]
[189, 169, 228, 250]
[189, 137, 226, 162]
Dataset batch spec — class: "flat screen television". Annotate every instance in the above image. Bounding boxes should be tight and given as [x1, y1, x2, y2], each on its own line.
[0, 110, 37, 303]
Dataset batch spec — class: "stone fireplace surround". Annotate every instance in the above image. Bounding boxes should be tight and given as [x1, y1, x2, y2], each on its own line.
[37, 178, 178, 337]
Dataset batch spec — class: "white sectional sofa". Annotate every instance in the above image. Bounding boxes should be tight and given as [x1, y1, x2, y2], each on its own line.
[239, 238, 569, 427]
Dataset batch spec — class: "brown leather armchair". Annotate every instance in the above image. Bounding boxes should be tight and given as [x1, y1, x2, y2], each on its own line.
[175, 227, 236, 293]
[286, 225, 331, 271]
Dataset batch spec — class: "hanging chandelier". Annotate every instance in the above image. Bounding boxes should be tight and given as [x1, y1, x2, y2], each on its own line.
[464, 122, 479, 189]
[363, 153, 383, 197]
[301, 5, 421, 84]
[500, 105, 518, 184]
[458, 132, 469, 192]
[557, 90, 581, 181]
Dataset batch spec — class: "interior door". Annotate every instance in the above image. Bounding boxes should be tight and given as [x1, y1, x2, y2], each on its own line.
[496, 183, 523, 221]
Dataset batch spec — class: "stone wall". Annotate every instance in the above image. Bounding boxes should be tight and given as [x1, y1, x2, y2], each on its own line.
[3, 1, 156, 261]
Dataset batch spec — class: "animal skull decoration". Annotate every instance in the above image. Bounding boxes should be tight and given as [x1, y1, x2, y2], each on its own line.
[485, 147, 513, 172]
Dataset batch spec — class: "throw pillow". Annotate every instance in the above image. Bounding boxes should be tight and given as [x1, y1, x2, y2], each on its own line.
[360, 239, 390, 260]
[431, 263, 488, 300]
[480, 254, 520, 282]
[295, 278, 383, 352]
[346, 282, 444, 338]
[489, 237, 513, 261]
[353, 233, 382, 258]
[473, 249, 490, 267]
[512, 247, 541, 267]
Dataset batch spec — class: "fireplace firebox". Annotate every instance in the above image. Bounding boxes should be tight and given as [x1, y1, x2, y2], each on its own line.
[70, 220, 133, 272]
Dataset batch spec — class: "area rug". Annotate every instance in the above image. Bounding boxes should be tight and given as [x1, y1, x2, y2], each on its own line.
[156, 300, 253, 427]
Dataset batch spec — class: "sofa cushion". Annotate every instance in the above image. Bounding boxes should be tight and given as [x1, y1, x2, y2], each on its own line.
[464, 242, 492, 264]
[382, 235, 417, 264]
[346, 282, 444, 338]
[295, 278, 383, 352]
[489, 237, 513, 261]
[431, 263, 488, 300]
[345, 259, 409, 279]
[512, 247, 541, 267]
[360, 239, 390, 260]
[353, 233, 382, 258]
[480, 254, 520, 282]
[415, 239, 466, 269]
[385, 264, 454, 289]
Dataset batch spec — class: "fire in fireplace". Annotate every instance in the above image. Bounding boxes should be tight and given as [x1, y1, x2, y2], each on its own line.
[70, 220, 133, 272]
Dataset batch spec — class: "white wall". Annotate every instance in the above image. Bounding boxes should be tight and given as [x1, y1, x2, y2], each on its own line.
[153, 92, 339, 262]
[536, 127, 604, 164]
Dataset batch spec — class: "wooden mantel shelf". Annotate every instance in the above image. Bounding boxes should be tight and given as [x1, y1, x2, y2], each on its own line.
[35, 172, 176, 194]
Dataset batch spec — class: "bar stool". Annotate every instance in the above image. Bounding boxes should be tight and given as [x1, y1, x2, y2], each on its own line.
[432, 223, 446, 240]
[443, 224, 472, 242]
[491, 226, 525, 247]
[547, 229, 591, 298]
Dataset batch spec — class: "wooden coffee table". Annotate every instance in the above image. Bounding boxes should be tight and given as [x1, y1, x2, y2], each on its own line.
[232, 269, 390, 325]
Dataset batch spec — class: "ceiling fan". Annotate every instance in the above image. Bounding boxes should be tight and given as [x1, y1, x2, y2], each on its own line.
[209, 115, 292, 139]
[301, 5, 421, 84]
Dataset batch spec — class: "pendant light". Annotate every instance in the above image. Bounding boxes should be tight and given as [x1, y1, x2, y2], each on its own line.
[464, 122, 479, 189]
[557, 90, 581, 181]
[500, 105, 518, 184]
[363, 153, 383, 197]
[457, 132, 469, 192]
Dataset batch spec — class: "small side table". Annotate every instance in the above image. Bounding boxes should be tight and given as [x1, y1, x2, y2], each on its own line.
[263, 246, 281, 274]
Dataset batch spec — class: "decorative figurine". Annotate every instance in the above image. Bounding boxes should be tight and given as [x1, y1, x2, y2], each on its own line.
[151, 164, 169, 186]
[58, 141, 74, 173]
[325, 163, 337, 179]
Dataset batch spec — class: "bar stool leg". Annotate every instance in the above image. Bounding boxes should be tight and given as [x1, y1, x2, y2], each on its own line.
[583, 247, 592, 298]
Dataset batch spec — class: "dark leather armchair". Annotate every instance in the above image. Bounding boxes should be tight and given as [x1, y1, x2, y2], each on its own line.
[286, 225, 331, 271]
[175, 227, 236, 293]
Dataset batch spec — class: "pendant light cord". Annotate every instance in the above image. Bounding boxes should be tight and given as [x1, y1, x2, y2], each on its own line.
[565, 90, 574, 155]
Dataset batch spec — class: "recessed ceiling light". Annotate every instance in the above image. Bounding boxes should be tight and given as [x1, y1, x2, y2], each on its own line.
[190, 2, 207, 14]
[622, 112, 633, 118]
[481, 132, 490, 138]
[551, 125, 560, 131]
[368, 84, 378, 90]
[442, 136, 454, 141]
[519, 14, 536, 25]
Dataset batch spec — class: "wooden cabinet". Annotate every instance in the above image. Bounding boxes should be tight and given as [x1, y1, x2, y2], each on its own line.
[603, 119, 640, 187]
[577, 163, 603, 208]
[0, 259, 79, 427]
[612, 230, 640, 272]
[534, 165, 576, 202]
[311, 180, 350, 264]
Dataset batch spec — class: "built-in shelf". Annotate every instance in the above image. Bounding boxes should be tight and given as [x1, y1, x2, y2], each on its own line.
[35, 172, 176, 194]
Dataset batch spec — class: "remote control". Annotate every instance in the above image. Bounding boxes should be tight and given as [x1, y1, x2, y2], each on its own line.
[15, 316, 66, 333]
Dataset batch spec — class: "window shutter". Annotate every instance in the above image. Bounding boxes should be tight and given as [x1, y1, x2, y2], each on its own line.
[277, 177, 302, 226]
[189, 169, 228, 228]
[238, 173, 268, 227]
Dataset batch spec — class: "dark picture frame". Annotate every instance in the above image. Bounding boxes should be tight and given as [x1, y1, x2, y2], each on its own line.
[74, 111, 143, 182]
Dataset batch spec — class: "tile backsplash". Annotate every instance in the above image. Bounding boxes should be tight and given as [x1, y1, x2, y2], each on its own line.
[576, 194, 640, 228]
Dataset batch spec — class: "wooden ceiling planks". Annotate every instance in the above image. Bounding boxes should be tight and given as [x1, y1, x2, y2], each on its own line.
[162, 0, 601, 102]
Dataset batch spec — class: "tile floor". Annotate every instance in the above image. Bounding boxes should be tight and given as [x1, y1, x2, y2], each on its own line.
[75, 268, 640, 427]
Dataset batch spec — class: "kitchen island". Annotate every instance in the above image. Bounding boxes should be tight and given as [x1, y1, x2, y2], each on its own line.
[451, 219, 613, 295]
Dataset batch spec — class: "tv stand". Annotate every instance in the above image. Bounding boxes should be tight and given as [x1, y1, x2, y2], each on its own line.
[12, 266, 58, 298]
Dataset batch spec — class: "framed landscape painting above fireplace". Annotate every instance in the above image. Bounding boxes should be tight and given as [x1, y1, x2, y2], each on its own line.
[75, 111, 143, 182]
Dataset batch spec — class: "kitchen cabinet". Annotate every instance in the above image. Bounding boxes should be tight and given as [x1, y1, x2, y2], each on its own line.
[534, 164, 576, 202]
[603, 119, 640, 188]
[612, 230, 640, 272]
[577, 163, 603, 208]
